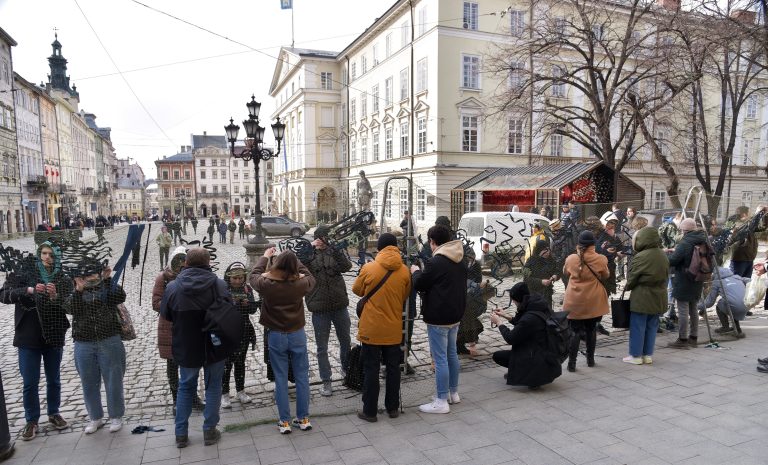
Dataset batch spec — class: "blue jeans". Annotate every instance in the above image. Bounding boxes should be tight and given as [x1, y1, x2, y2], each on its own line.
[628, 313, 660, 357]
[731, 260, 753, 279]
[268, 328, 310, 422]
[175, 361, 224, 436]
[311, 309, 351, 382]
[426, 324, 460, 400]
[73, 336, 126, 420]
[18, 347, 63, 423]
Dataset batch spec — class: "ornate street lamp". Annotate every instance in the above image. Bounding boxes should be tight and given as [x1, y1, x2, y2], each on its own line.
[225, 95, 285, 246]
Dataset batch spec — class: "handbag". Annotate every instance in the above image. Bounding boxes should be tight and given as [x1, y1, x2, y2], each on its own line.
[356, 270, 394, 318]
[584, 261, 610, 296]
[610, 290, 631, 329]
[117, 303, 137, 341]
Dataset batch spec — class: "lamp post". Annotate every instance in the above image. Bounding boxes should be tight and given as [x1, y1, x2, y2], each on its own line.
[225, 96, 285, 263]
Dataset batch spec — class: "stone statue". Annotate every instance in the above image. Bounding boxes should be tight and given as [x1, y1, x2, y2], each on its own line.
[356, 170, 373, 212]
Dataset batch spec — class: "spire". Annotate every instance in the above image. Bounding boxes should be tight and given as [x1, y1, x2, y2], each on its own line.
[47, 31, 79, 100]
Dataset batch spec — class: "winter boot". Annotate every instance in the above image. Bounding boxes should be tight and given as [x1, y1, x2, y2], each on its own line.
[586, 330, 597, 367]
[567, 334, 580, 372]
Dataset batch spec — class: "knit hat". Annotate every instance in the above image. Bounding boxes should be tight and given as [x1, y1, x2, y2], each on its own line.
[509, 282, 530, 304]
[314, 225, 332, 239]
[377, 233, 398, 251]
[680, 218, 697, 232]
[578, 230, 596, 247]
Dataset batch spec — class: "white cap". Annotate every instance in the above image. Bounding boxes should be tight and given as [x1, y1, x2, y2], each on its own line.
[171, 246, 187, 258]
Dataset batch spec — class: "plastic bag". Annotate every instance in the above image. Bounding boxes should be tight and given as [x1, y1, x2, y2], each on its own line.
[744, 274, 768, 310]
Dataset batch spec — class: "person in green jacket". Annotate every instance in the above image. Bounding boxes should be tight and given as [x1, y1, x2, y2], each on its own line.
[228, 220, 237, 244]
[156, 226, 173, 270]
[623, 227, 669, 364]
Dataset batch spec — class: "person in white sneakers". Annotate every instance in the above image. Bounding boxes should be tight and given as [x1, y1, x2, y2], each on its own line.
[69, 260, 127, 434]
[412, 225, 467, 414]
[221, 263, 258, 408]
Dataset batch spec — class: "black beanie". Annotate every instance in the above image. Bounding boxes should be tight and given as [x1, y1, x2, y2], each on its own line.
[509, 282, 530, 304]
[377, 233, 398, 251]
[578, 230, 596, 247]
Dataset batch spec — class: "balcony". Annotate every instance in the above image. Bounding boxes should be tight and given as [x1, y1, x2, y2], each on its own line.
[81, 187, 95, 195]
[26, 175, 48, 192]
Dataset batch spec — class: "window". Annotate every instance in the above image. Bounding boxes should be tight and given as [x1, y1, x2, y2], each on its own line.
[654, 191, 667, 210]
[416, 58, 428, 93]
[510, 10, 525, 37]
[221, 185, 227, 193]
[463, 2, 478, 30]
[464, 191, 477, 213]
[199, 159, 206, 166]
[361, 137, 368, 164]
[243, 171, 249, 179]
[400, 68, 409, 101]
[201, 185, 207, 193]
[385, 34, 392, 58]
[372, 85, 379, 113]
[386, 188, 393, 217]
[373, 132, 380, 161]
[185, 170, 191, 180]
[373, 44, 379, 66]
[742, 191, 753, 208]
[212, 170, 218, 179]
[656, 128, 668, 157]
[747, 95, 758, 119]
[417, 188, 426, 221]
[400, 188, 409, 217]
[550, 133, 564, 157]
[361, 92, 367, 117]
[234, 185, 239, 194]
[552, 66, 565, 97]
[418, 7, 428, 36]
[212, 159, 217, 166]
[508, 118, 523, 154]
[213, 185, 218, 194]
[401, 122, 409, 156]
[417, 117, 427, 154]
[361, 55, 368, 74]
[592, 24, 604, 41]
[220, 169, 226, 178]
[244, 185, 250, 195]
[350, 98, 357, 125]
[555, 18, 567, 37]
[462, 115, 479, 152]
[509, 62, 525, 89]
[234, 172, 239, 180]
[232, 160, 237, 167]
[174, 188, 180, 197]
[321, 72, 333, 90]
[743, 139, 753, 165]
[351, 61, 357, 80]
[385, 77, 393, 107]
[385, 127, 393, 160]
[185, 188, 191, 197]
[372, 190, 380, 214]
[402, 21, 410, 47]
[351, 139, 358, 165]
[459, 55, 480, 90]
[162, 170, 169, 180]
[173, 170, 180, 180]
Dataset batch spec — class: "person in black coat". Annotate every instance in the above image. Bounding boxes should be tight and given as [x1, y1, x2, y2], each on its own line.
[490, 283, 561, 389]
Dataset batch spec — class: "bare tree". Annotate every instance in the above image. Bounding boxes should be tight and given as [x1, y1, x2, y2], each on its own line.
[487, 0, 696, 198]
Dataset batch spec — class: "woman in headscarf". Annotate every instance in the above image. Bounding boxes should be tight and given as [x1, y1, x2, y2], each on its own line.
[523, 239, 560, 309]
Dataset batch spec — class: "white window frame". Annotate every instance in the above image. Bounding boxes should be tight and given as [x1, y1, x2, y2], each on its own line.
[653, 190, 667, 210]
[351, 62, 357, 80]
[361, 92, 367, 117]
[464, 191, 477, 213]
[418, 7, 428, 36]
[385, 77, 393, 107]
[351, 139, 358, 165]
[417, 117, 427, 154]
[508, 118, 523, 154]
[510, 10, 525, 37]
[385, 127, 393, 160]
[372, 44, 379, 66]
[462, 54, 481, 89]
[461, 114, 480, 152]
[552, 66, 565, 97]
[401, 121, 409, 157]
[416, 58, 428, 93]
[385, 33, 392, 58]
[320, 72, 333, 90]
[417, 188, 426, 221]
[361, 137, 368, 164]
[399, 187, 409, 218]
[350, 98, 356, 125]
[371, 85, 380, 113]
[401, 20, 410, 48]
[400, 68, 409, 101]
[747, 95, 758, 119]
[372, 132, 380, 162]
[463, 2, 478, 30]
[361, 55, 368, 74]
[509, 62, 525, 89]
[550, 133, 564, 157]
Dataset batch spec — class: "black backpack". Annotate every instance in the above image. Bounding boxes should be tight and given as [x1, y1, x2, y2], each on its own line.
[343, 345, 365, 391]
[531, 310, 572, 364]
[202, 284, 244, 365]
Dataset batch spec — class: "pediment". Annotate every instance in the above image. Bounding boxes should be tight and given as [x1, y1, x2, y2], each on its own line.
[369, 118, 380, 129]
[382, 114, 395, 125]
[455, 96, 484, 109]
[358, 123, 368, 133]
[414, 100, 430, 113]
[396, 107, 411, 119]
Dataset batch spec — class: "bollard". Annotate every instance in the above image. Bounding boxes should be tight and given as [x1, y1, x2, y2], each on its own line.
[0, 371, 14, 461]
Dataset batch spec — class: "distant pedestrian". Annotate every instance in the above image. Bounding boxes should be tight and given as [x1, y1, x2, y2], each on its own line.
[623, 227, 669, 365]
[250, 249, 316, 434]
[412, 225, 467, 414]
[353, 233, 411, 422]
[156, 226, 173, 270]
[70, 261, 127, 435]
[161, 248, 229, 448]
[0, 242, 73, 441]
[191, 217, 198, 234]
[207, 222, 215, 243]
[563, 230, 609, 372]
[238, 218, 246, 240]
[299, 225, 353, 397]
[666, 218, 707, 349]
[217, 222, 227, 244]
[228, 220, 236, 244]
[221, 263, 258, 409]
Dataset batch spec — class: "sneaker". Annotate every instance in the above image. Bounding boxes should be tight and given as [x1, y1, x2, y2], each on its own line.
[84, 419, 104, 434]
[236, 391, 252, 404]
[688, 337, 698, 347]
[757, 356, 768, 365]
[715, 326, 733, 334]
[758, 365, 768, 374]
[642, 356, 653, 365]
[277, 421, 292, 434]
[175, 435, 189, 448]
[622, 356, 643, 365]
[203, 428, 221, 446]
[735, 331, 746, 339]
[319, 381, 333, 397]
[49, 414, 68, 430]
[292, 417, 312, 431]
[108, 418, 122, 433]
[221, 394, 231, 409]
[667, 338, 689, 349]
[419, 398, 450, 414]
[448, 392, 461, 404]
[357, 411, 377, 423]
[20, 422, 37, 441]
[387, 410, 400, 419]
[597, 325, 610, 336]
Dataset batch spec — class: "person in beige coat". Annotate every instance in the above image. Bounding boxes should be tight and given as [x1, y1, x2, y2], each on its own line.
[563, 230, 609, 372]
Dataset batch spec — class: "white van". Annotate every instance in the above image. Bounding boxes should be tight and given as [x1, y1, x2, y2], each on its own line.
[457, 211, 550, 267]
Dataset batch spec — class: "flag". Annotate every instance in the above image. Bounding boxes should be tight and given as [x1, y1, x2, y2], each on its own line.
[280, 0, 292, 9]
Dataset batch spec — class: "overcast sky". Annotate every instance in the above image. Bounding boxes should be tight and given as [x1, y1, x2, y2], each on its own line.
[0, 0, 384, 178]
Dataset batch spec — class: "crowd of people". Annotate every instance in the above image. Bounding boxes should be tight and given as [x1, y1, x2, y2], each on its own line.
[2, 200, 767, 450]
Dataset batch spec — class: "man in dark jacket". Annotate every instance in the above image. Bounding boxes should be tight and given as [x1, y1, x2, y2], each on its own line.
[300, 225, 353, 397]
[0, 242, 72, 441]
[160, 248, 229, 448]
[412, 225, 467, 414]
[490, 283, 561, 388]
[217, 221, 228, 244]
[727, 206, 768, 278]
[667, 218, 708, 348]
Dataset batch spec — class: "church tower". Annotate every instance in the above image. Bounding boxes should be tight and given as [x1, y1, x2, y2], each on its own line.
[47, 33, 79, 105]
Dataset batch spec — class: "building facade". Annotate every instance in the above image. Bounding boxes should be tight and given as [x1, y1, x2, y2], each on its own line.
[155, 149, 195, 219]
[0, 27, 21, 235]
[191, 134, 231, 218]
[13, 73, 46, 228]
[114, 178, 144, 218]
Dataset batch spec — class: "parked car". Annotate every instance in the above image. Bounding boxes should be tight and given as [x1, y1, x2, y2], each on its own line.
[636, 208, 691, 228]
[253, 216, 309, 237]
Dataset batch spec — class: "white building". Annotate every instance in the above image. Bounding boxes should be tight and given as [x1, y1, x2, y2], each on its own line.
[13, 73, 46, 228]
[191, 133, 231, 218]
[114, 178, 144, 218]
